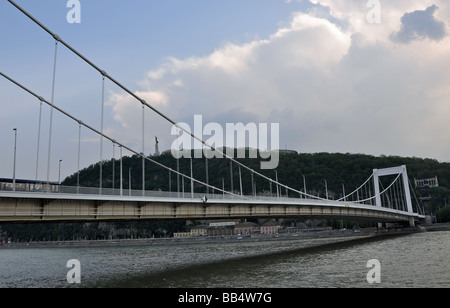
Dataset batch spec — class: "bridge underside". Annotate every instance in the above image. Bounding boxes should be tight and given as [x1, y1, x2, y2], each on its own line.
[0, 194, 421, 225]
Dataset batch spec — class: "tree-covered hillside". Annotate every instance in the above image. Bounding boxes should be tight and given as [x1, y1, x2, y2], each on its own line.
[2, 151, 450, 242]
[62, 150, 450, 215]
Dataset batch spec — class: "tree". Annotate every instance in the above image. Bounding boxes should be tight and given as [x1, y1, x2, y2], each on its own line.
[437, 206, 450, 223]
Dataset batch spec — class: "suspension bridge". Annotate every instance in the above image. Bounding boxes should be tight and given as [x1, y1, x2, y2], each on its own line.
[0, 0, 425, 226]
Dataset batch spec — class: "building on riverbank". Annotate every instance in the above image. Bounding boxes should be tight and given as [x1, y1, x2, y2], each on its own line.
[175, 219, 285, 238]
[234, 222, 260, 236]
[260, 220, 283, 235]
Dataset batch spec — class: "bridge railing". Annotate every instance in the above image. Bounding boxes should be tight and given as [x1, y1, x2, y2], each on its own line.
[1, 183, 328, 203]
[58, 186, 298, 202]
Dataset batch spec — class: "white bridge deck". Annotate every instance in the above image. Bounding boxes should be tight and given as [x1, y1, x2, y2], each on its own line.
[0, 189, 424, 224]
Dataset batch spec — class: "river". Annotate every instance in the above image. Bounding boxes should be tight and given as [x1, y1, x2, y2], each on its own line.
[0, 231, 449, 288]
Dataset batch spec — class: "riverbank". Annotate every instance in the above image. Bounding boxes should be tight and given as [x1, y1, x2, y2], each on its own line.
[0, 226, 423, 249]
[423, 222, 450, 232]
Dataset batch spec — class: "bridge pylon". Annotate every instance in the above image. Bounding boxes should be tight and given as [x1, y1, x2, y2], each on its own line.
[373, 165, 415, 226]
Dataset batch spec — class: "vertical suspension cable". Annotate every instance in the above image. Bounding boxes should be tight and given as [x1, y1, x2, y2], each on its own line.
[393, 177, 399, 210]
[251, 171, 255, 197]
[142, 105, 145, 196]
[112, 143, 115, 192]
[35, 100, 43, 181]
[397, 177, 403, 210]
[205, 156, 209, 195]
[230, 161, 234, 194]
[119, 146, 123, 196]
[400, 177, 406, 211]
[169, 170, 172, 193]
[177, 156, 180, 198]
[388, 180, 394, 208]
[99, 75, 105, 194]
[77, 123, 81, 194]
[379, 179, 386, 207]
[176, 128, 180, 197]
[46, 39, 58, 192]
[409, 178, 423, 215]
[275, 171, 280, 199]
[364, 182, 368, 205]
[190, 158, 194, 198]
[393, 179, 398, 209]
[239, 166, 243, 196]
[182, 173, 185, 198]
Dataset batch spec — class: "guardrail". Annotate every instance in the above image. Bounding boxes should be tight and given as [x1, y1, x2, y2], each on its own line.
[0, 184, 304, 202]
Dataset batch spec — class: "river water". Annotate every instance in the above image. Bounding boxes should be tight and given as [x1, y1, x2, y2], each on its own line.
[0, 231, 449, 288]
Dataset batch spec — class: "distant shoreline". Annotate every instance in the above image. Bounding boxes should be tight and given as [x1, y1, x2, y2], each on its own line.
[422, 222, 450, 232]
[2, 225, 441, 249]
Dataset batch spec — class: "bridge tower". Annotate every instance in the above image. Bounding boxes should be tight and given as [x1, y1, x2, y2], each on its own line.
[373, 165, 415, 226]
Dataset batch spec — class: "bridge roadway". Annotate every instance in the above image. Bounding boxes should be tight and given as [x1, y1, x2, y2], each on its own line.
[0, 189, 424, 225]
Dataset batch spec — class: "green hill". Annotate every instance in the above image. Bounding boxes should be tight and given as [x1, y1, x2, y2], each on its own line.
[2, 151, 449, 242]
[63, 150, 450, 214]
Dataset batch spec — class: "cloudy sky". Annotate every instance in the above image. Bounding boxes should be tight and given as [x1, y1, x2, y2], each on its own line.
[1, 0, 450, 181]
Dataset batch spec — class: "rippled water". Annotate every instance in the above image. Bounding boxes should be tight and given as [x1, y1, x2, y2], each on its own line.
[1, 231, 449, 288]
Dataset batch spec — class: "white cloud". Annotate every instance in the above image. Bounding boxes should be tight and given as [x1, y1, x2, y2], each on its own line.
[107, 90, 168, 128]
[106, 1, 450, 161]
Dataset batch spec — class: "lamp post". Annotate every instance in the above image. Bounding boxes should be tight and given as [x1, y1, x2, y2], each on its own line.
[12, 128, 17, 192]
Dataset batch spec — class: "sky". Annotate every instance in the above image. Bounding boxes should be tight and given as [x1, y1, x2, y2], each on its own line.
[1, 0, 450, 182]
